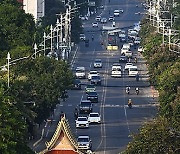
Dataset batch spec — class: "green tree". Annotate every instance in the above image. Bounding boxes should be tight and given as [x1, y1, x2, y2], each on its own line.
[0, 80, 33, 154]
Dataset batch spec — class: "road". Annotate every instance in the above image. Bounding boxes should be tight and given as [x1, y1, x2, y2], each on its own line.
[61, 0, 157, 153]
[29, 0, 158, 153]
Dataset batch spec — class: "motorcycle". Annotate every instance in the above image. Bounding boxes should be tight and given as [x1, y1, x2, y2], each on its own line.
[126, 87, 130, 94]
[135, 87, 139, 95]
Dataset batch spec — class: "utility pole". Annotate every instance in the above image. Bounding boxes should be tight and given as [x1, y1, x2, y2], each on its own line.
[43, 32, 46, 56]
[168, 29, 171, 50]
[50, 25, 53, 53]
[6, 52, 11, 88]
[34, 43, 38, 58]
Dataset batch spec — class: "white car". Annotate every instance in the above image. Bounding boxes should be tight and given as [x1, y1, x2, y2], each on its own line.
[123, 43, 131, 49]
[101, 18, 107, 23]
[75, 67, 86, 79]
[121, 47, 130, 55]
[114, 10, 120, 16]
[95, 16, 101, 21]
[134, 37, 141, 45]
[79, 34, 86, 41]
[111, 63, 122, 77]
[88, 71, 99, 80]
[77, 135, 92, 150]
[109, 16, 114, 21]
[76, 117, 89, 128]
[138, 46, 144, 53]
[88, 113, 101, 123]
[125, 63, 134, 70]
[129, 66, 138, 77]
[94, 59, 102, 68]
[125, 50, 133, 58]
[92, 22, 98, 27]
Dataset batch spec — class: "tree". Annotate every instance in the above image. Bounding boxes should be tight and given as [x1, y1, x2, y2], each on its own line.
[0, 80, 34, 154]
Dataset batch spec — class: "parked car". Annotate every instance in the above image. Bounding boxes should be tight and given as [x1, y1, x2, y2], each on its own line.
[88, 112, 101, 123]
[76, 117, 89, 128]
[87, 91, 98, 103]
[91, 75, 102, 85]
[77, 135, 92, 150]
[79, 100, 93, 114]
[94, 59, 102, 68]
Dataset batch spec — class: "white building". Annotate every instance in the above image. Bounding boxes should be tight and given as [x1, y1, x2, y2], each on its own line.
[23, 0, 45, 22]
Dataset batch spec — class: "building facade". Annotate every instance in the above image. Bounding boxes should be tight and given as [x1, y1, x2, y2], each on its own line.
[17, 0, 45, 22]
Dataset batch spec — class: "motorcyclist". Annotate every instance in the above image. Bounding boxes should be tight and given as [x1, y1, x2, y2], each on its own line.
[126, 86, 130, 94]
[91, 35, 94, 41]
[134, 57, 137, 63]
[74, 107, 78, 119]
[128, 99, 132, 108]
[135, 87, 139, 95]
[136, 73, 139, 81]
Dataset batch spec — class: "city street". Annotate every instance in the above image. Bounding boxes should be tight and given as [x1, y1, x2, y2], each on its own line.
[29, 0, 158, 153]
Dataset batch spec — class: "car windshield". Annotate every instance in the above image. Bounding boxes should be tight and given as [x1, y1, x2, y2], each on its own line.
[126, 63, 133, 66]
[88, 92, 97, 96]
[86, 85, 95, 88]
[78, 138, 89, 142]
[91, 76, 100, 80]
[112, 68, 121, 71]
[77, 117, 87, 121]
[90, 113, 99, 117]
[81, 102, 91, 106]
[130, 68, 138, 71]
[76, 70, 84, 73]
[95, 60, 101, 63]
[90, 72, 97, 74]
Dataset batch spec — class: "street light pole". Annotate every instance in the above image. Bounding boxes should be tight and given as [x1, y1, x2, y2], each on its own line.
[6, 52, 11, 88]
[43, 32, 46, 56]
[50, 25, 53, 52]
[34, 43, 38, 58]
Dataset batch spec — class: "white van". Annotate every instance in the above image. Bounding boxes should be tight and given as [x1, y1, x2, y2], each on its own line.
[128, 66, 138, 77]
[75, 67, 86, 78]
[111, 63, 122, 77]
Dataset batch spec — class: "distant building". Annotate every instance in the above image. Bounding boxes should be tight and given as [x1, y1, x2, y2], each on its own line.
[17, 0, 45, 22]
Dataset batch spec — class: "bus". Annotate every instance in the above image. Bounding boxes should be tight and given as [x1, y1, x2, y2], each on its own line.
[106, 31, 119, 51]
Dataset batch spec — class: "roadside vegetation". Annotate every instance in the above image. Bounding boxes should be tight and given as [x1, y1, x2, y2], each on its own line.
[123, 0, 180, 153]
[0, 0, 102, 153]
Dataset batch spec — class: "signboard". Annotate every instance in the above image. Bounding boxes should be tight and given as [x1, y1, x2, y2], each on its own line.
[89, 1, 95, 6]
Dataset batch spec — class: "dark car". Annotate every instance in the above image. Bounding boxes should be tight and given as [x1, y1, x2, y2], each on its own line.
[90, 75, 101, 85]
[87, 91, 98, 103]
[119, 55, 128, 63]
[79, 100, 93, 114]
[85, 39, 89, 47]
[72, 79, 81, 90]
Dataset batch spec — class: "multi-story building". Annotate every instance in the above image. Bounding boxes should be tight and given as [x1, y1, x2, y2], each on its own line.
[17, 0, 45, 22]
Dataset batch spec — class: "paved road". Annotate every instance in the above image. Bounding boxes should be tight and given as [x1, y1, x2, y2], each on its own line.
[29, 0, 158, 153]
[61, 0, 157, 153]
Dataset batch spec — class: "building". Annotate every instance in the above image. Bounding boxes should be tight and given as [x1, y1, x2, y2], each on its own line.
[17, 0, 45, 22]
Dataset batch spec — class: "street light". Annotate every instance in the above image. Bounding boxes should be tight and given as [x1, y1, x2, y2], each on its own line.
[6, 52, 11, 88]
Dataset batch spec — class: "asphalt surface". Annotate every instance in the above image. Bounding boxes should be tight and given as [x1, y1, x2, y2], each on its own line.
[29, 0, 158, 153]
